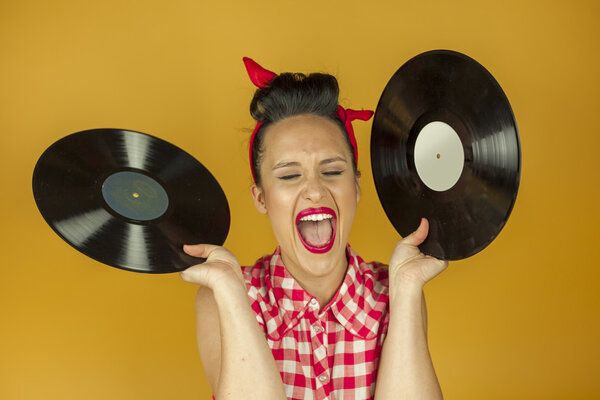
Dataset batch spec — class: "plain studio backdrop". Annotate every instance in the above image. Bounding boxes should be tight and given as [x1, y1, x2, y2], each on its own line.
[1, 1, 598, 399]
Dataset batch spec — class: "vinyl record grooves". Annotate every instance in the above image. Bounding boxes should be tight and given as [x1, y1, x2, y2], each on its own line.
[33, 128, 230, 273]
[371, 50, 521, 260]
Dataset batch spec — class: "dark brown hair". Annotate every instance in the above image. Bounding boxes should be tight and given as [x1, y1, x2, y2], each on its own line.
[249, 72, 356, 185]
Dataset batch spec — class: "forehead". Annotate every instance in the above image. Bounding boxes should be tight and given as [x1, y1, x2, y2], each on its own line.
[262, 114, 349, 161]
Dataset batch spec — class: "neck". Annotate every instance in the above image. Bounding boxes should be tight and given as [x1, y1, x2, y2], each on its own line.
[280, 250, 349, 309]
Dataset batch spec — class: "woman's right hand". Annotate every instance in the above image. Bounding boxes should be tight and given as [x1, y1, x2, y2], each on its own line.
[183, 244, 287, 399]
[179, 244, 245, 291]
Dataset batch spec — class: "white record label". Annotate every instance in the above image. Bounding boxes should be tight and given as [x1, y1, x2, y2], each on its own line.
[414, 121, 464, 192]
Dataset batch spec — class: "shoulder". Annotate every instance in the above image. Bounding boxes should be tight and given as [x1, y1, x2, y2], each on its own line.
[240, 252, 278, 330]
[240, 252, 274, 296]
[349, 248, 389, 295]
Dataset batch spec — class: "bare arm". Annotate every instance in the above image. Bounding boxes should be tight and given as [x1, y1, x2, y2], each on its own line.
[180, 245, 286, 400]
[374, 219, 447, 400]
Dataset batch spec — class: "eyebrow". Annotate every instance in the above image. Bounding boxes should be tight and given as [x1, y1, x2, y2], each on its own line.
[272, 157, 347, 170]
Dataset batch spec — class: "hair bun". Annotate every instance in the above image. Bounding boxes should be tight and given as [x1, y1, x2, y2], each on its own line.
[249, 72, 340, 123]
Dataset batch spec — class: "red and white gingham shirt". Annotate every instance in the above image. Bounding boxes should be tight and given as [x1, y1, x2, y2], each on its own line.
[241, 245, 390, 400]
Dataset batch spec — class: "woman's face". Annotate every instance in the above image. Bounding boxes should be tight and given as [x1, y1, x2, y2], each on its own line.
[251, 114, 360, 282]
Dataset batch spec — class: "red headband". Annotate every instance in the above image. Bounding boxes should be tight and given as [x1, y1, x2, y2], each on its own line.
[243, 57, 374, 183]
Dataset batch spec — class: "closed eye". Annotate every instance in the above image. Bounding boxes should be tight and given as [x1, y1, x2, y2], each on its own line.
[278, 174, 300, 180]
[323, 170, 343, 176]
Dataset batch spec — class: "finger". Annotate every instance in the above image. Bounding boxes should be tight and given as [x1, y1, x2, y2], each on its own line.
[183, 243, 220, 258]
[399, 217, 429, 247]
[179, 264, 208, 284]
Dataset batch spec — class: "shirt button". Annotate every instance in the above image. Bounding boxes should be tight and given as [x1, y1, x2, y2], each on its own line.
[313, 325, 321, 333]
[319, 374, 327, 382]
[310, 298, 319, 307]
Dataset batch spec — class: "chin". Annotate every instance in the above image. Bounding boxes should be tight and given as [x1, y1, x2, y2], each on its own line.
[296, 239, 347, 275]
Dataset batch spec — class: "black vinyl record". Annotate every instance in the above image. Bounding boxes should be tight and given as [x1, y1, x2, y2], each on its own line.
[371, 50, 521, 260]
[33, 128, 230, 273]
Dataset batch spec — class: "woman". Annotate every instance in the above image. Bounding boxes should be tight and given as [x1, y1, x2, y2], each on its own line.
[179, 58, 448, 400]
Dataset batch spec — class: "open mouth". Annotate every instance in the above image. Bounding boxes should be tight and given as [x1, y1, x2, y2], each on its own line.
[295, 207, 337, 254]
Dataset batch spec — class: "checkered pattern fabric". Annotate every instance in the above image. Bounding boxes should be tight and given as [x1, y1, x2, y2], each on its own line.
[241, 245, 390, 400]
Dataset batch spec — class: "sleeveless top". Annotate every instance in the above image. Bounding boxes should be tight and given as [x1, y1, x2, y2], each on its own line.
[240, 245, 390, 400]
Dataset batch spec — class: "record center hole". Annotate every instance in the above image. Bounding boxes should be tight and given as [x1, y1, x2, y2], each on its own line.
[132, 192, 140, 198]
[436, 153, 441, 159]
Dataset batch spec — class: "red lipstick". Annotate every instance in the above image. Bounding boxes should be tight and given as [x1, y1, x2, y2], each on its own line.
[295, 207, 337, 254]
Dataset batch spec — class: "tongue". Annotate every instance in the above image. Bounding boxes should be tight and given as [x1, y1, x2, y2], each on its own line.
[297, 219, 333, 247]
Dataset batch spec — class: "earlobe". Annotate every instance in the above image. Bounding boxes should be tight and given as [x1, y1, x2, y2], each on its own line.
[355, 176, 361, 203]
[251, 184, 268, 214]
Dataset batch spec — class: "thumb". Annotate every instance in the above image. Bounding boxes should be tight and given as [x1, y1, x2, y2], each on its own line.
[400, 218, 429, 247]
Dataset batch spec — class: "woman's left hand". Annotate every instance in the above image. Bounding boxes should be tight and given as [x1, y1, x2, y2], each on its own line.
[388, 218, 448, 290]
[376, 218, 447, 400]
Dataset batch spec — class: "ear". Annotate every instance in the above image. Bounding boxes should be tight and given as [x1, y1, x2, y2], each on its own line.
[251, 183, 268, 214]
[355, 174, 361, 203]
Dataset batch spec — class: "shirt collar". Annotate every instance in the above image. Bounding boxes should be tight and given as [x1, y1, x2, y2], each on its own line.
[263, 245, 388, 341]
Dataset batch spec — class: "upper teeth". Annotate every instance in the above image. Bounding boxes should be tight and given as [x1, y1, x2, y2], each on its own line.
[299, 213, 333, 222]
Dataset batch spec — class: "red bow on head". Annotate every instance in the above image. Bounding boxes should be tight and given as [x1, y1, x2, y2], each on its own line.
[243, 57, 373, 182]
[243, 57, 277, 88]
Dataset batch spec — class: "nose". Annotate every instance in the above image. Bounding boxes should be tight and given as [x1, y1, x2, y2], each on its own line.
[302, 174, 326, 203]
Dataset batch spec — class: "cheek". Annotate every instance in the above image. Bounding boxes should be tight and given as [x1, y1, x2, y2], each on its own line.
[264, 192, 299, 245]
[264, 188, 296, 224]
[336, 184, 359, 218]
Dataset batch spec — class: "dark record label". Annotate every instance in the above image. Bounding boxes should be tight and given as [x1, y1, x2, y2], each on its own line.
[33, 128, 230, 273]
[101, 171, 169, 221]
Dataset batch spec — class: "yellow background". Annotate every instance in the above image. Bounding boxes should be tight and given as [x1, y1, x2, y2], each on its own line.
[1, 0, 599, 399]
